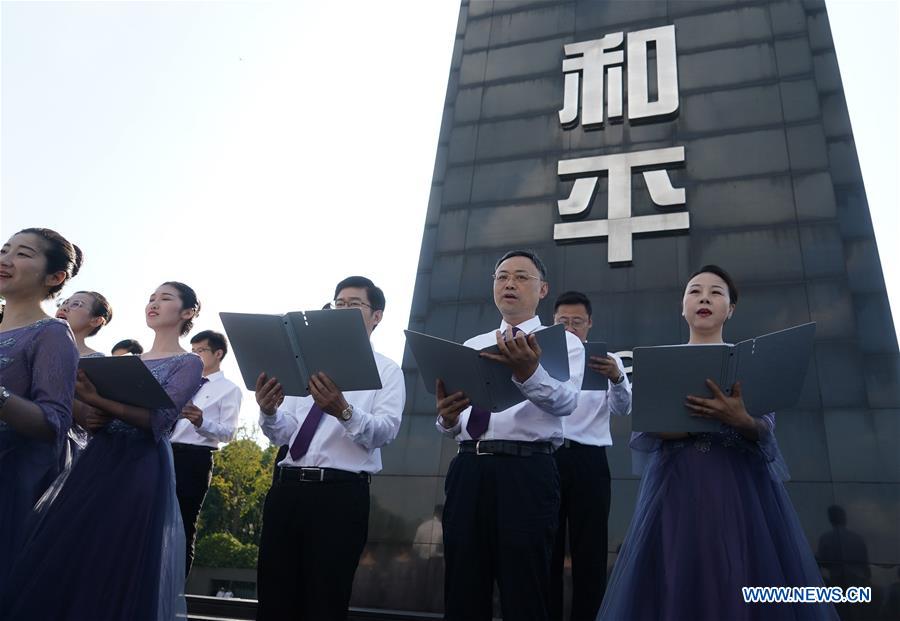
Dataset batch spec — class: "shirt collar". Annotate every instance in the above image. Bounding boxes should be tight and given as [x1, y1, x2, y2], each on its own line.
[203, 370, 224, 382]
[499, 315, 542, 334]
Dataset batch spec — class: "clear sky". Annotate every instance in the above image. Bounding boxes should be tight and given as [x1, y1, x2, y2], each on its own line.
[2, 0, 897, 438]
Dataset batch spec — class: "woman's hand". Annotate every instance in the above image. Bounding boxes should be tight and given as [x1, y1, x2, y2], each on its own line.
[74, 370, 100, 407]
[685, 380, 760, 439]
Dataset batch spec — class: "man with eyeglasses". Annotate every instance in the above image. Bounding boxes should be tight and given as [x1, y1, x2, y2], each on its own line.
[170, 329, 243, 575]
[253, 276, 405, 621]
[550, 291, 631, 621]
[435, 250, 585, 621]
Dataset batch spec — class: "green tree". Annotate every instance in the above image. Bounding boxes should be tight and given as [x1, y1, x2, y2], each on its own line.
[194, 532, 259, 570]
[197, 434, 277, 552]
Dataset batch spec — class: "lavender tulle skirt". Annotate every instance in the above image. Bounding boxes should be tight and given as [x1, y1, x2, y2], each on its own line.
[598, 434, 838, 621]
[0, 429, 60, 598]
[1, 422, 186, 621]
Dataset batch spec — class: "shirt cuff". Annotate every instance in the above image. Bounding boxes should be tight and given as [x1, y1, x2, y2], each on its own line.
[339, 408, 365, 435]
[610, 376, 629, 390]
[259, 409, 283, 427]
[436, 415, 461, 437]
[511, 363, 550, 392]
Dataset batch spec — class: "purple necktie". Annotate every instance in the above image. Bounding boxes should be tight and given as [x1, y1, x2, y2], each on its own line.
[191, 376, 209, 398]
[289, 404, 325, 460]
[466, 326, 522, 440]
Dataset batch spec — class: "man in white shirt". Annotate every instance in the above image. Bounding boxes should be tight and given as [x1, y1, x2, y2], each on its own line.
[549, 292, 631, 621]
[254, 276, 405, 621]
[435, 250, 585, 621]
[171, 329, 243, 575]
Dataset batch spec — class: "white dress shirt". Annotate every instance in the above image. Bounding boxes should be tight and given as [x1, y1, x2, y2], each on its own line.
[259, 351, 405, 473]
[170, 370, 243, 448]
[436, 315, 585, 447]
[562, 353, 631, 447]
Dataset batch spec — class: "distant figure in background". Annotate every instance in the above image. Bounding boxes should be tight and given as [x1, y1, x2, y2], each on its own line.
[170, 329, 242, 576]
[111, 338, 143, 356]
[817, 505, 871, 621]
[413, 504, 444, 560]
[55, 291, 114, 458]
[0, 228, 81, 598]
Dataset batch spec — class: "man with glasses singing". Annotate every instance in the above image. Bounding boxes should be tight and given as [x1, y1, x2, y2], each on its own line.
[434, 250, 585, 621]
[550, 291, 631, 621]
[171, 329, 243, 575]
[254, 276, 405, 620]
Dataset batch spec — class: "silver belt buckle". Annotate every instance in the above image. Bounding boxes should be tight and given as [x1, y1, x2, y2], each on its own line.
[301, 467, 324, 482]
[475, 440, 493, 456]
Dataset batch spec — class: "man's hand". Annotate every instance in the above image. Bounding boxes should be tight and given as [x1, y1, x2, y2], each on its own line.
[182, 403, 204, 428]
[479, 328, 542, 383]
[255, 372, 284, 416]
[587, 355, 622, 383]
[308, 372, 350, 418]
[436, 379, 469, 429]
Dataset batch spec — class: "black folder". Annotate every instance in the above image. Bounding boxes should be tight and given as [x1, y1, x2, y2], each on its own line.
[78, 355, 175, 410]
[581, 342, 609, 391]
[631, 322, 816, 432]
[220, 309, 382, 397]
[404, 323, 570, 412]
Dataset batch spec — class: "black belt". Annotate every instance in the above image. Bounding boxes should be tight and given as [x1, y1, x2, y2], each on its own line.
[274, 466, 371, 484]
[559, 439, 607, 450]
[458, 440, 553, 457]
[171, 443, 216, 453]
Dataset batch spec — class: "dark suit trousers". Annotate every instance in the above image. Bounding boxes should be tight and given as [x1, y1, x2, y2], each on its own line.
[549, 444, 611, 621]
[443, 451, 560, 621]
[256, 476, 370, 621]
[172, 442, 215, 576]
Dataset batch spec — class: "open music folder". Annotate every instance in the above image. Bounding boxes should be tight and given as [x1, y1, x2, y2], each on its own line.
[581, 342, 609, 391]
[78, 355, 176, 409]
[631, 322, 816, 432]
[220, 309, 382, 397]
[404, 323, 570, 412]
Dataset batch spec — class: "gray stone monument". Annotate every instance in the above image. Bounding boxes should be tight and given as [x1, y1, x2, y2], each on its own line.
[353, 2, 900, 617]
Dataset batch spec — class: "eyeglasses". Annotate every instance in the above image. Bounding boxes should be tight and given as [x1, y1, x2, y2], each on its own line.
[192, 347, 212, 354]
[492, 271, 542, 285]
[56, 298, 88, 310]
[328, 300, 372, 310]
[556, 317, 588, 328]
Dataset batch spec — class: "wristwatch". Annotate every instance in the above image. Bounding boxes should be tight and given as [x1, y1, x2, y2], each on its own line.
[338, 404, 354, 422]
[0, 385, 11, 409]
[611, 373, 626, 385]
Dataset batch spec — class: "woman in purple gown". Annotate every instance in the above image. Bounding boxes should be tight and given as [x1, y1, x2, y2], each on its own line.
[598, 266, 838, 621]
[0, 228, 81, 597]
[55, 290, 114, 457]
[2, 281, 204, 621]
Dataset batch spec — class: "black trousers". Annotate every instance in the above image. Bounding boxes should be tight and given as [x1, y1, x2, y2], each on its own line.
[256, 475, 370, 621]
[172, 442, 215, 576]
[549, 444, 611, 621]
[443, 451, 560, 621]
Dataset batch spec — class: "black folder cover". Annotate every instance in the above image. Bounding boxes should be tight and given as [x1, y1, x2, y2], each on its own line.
[632, 322, 816, 432]
[404, 323, 570, 412]
[78, 356, 176, 410]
